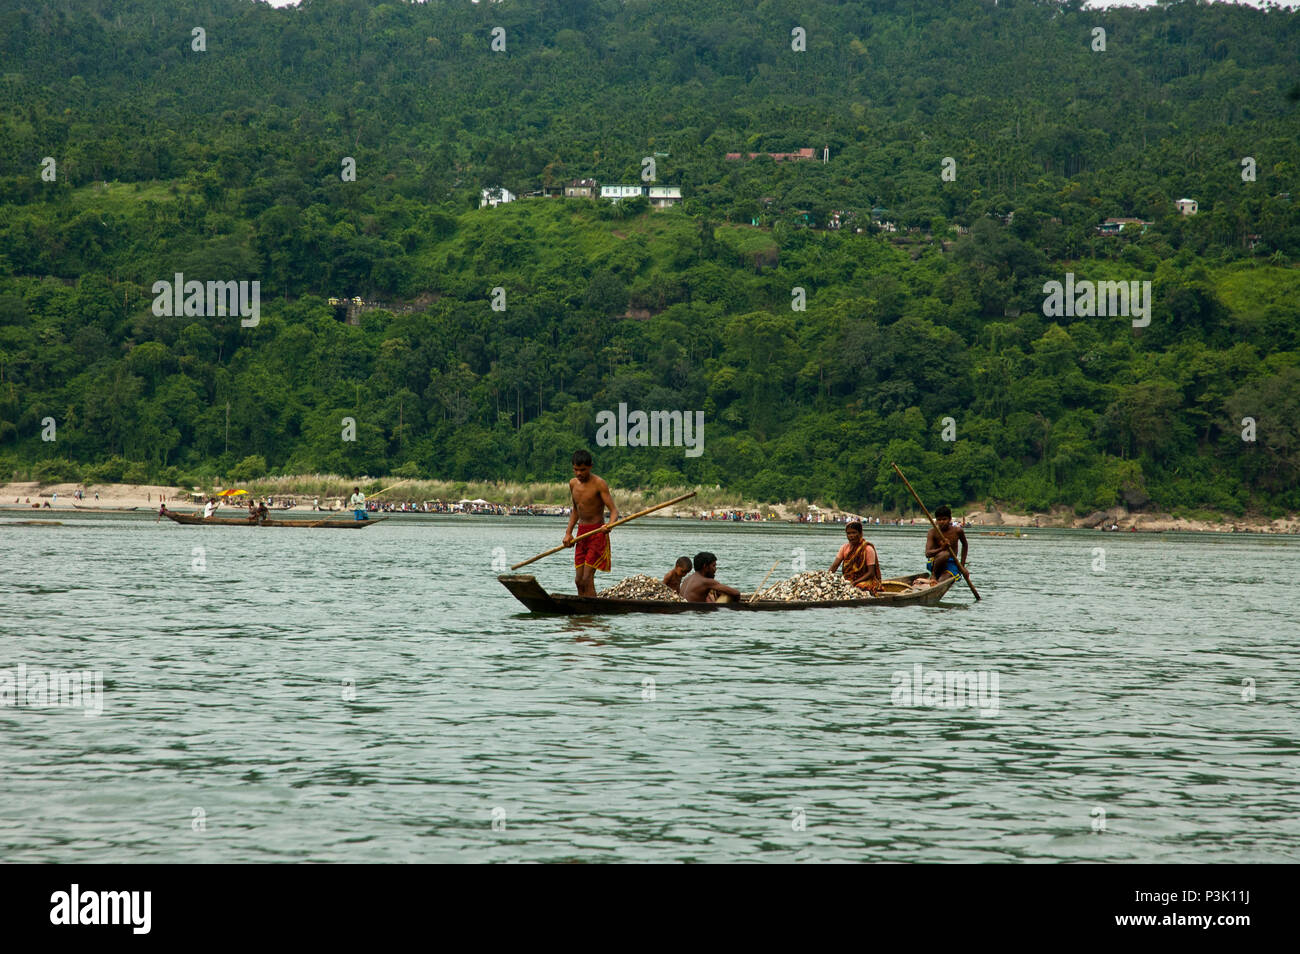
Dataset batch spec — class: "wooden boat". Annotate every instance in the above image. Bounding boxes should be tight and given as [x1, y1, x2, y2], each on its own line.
[162, 510, 387, 529]
[499, 572, 959, 614]
[72, 504, 140, 512]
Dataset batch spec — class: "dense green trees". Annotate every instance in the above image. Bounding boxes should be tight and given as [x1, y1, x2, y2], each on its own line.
[0, 0, 1297, 513]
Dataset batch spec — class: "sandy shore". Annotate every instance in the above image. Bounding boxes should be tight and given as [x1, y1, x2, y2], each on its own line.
[3, 481, 1296, 533]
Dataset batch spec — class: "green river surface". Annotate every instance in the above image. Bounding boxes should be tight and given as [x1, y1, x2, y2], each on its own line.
[2, 512, 1297, 862]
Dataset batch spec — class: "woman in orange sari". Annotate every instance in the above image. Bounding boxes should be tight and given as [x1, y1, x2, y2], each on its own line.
[830, 521, 883, 593]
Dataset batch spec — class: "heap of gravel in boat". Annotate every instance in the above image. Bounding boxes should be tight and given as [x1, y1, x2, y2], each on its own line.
[598, 574, 685, 601]
[755, 570, 871, 602]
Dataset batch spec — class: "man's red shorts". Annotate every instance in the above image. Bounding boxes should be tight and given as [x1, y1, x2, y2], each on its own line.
[574, 523, 611, 572]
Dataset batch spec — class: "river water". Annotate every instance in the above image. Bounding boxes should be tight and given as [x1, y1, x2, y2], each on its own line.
[2, 513, 1297, 862]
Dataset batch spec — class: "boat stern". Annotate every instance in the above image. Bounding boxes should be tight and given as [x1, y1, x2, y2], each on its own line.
[497, 574, 569, 613]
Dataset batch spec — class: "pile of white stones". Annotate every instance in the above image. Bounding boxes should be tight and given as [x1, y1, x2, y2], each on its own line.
[598, 574, 685, 601]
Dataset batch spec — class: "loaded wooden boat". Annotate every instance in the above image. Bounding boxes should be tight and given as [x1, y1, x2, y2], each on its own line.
[162, 510, 387, 529]
[499, 572, 959, 614]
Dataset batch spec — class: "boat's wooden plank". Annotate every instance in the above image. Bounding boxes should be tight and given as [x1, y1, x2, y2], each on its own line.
[498, 572, 959, 614]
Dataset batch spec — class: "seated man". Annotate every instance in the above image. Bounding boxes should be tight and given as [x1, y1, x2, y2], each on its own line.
[662, 556, 693, 595]
[679, 552, 742, 603]
[925, 505, 968, 582]
[830, 520, 883, 592]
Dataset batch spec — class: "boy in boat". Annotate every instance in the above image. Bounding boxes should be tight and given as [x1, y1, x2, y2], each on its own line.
[562, 449, 619, 597]
[830, 520, 883, 592]
[202, 497, 217, 519]
[924, 505, 968, 582]
[680, 552, 743, 603]
[662, 556, 693, 595]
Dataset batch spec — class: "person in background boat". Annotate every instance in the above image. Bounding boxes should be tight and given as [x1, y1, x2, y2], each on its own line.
[830, 520, 883, 592]
[924, 505, 968, 583]
[349, 486, 368, 521]
[563, 449, 619, 597]
[680, 552, 742, 603]
[662, 556, 693, 595]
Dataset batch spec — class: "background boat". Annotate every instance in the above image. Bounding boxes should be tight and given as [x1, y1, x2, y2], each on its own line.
[162, 511, 386, 529]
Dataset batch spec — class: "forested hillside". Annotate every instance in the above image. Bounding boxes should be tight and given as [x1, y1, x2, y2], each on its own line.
[1, 0, 1298, 513]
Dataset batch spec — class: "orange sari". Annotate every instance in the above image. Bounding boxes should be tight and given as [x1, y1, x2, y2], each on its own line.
[842, 539, 882, 592]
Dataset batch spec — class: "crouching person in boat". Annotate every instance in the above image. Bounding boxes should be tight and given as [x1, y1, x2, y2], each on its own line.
[830, 520, 883, 593]
[662, 556, 692, 595]
[924, 505, 968, 583]
[680, 552, 742, 603]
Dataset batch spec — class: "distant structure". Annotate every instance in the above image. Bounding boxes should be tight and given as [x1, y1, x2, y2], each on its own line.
[599, 184, 682, 208]
[1097, 217, 1152, 236]
[564, 178, 598, 198]
[646, 185, 682, 208]
[1175, 197, 1198, 215]
[725, 148, 817, 162]
[600, 184, 645, 202]
[480, 186, 516, 208]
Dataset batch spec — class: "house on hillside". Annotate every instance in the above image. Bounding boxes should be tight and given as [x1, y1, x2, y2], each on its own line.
[480, 187, 515, 208]
[1096, 217, 1152, 236]
[565, 178, 598, 198]
[599, 184, 682, 208]
[600, 184, 644, 202]
[1175, 197, 1198, 215]
[646, 185, 682, 208]
[725, 148, 817, 162]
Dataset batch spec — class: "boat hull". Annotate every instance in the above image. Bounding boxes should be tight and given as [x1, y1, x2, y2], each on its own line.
[498, 572, 959, 614]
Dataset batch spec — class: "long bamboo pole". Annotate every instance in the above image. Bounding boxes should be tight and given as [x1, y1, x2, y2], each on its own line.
[510, 491, 697, 571]
[748, 559, 781, 603]
[890, 462, 981, 601]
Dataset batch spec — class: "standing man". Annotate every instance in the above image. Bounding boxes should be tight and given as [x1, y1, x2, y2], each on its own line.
[349, 486, 368, 521]
[830, 520, 883, 592]
[562, 450, 619, 597]
[924, 505, 968, 583]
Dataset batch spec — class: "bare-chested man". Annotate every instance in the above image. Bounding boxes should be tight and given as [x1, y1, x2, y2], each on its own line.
[679, 552, 742, 603]
[562, 449, 619, 597]
[924, 505, 968, 583]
